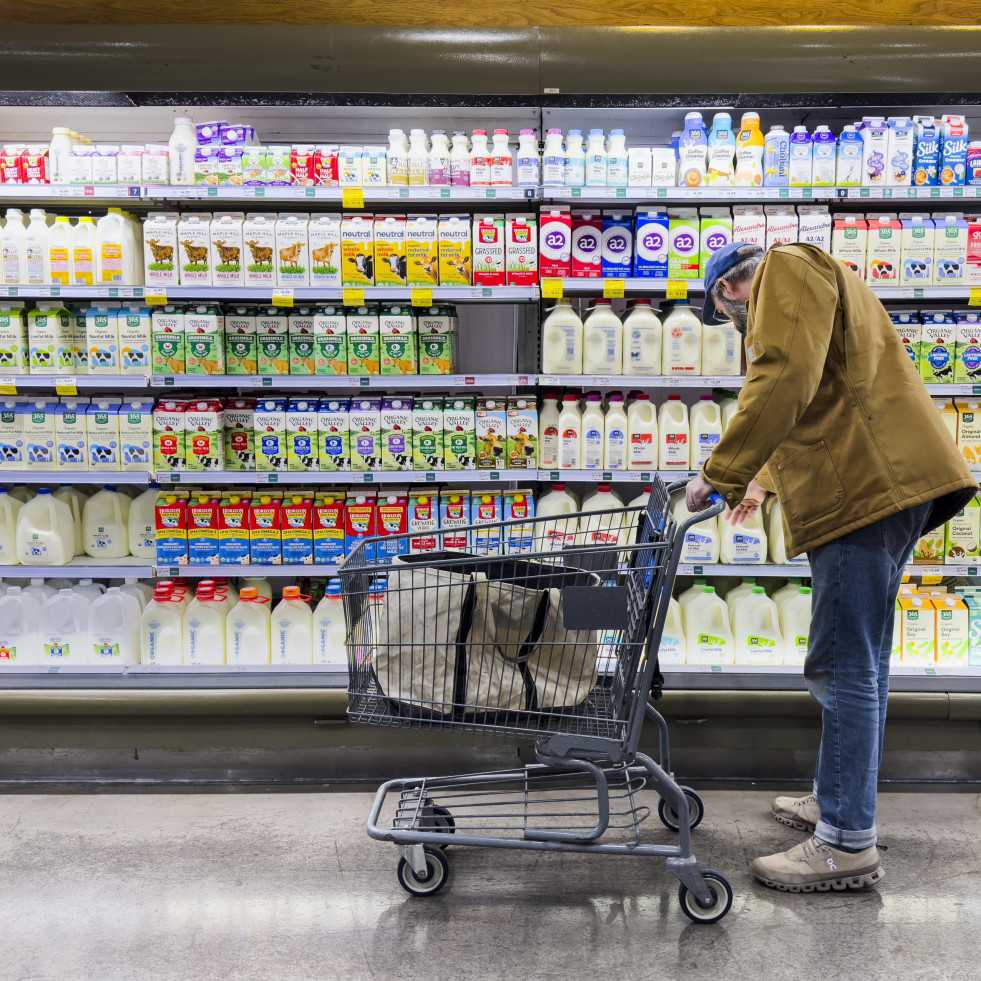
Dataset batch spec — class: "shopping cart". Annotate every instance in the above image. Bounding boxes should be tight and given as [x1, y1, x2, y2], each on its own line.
[338, 477, 733, 924]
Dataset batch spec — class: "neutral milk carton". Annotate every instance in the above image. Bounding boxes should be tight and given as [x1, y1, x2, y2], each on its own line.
[900, 215, 935, 285]
[0, 400, 22, 470]
[28, 302, 73, 374]
[955, 312, 981, 384]
[418, 305, 457, 375]
[539, 207, 572, 279]
[346, 304, 381, 376]
[308, 213, 341, 288]
[831, 214, 868, 278]
[476, 396, 508, 470]
[318, 397, 351, 473]
[287, 305, 317, 375]
[275, 213, 310, 287]
[341, 214, 375, 286]
[571, 211, 602, 278]
[946, 496, 980, 563]
[254, 397, 288, 472]
[242, 213, 276, 287]
[184, 303, 225, 375]
[412, 397, 444, 470]
[0, 303, 28, 374]
[143, 212, 180, 288]
[224, 304, 258, 376]
[224, 397, 256, 470]
[372, 215, 407, 286]
[699, 209, 733, 272]
[381, 397, 413, 471]
[349, 397, 382, 471]
[797, 207, 832, 253]
[183, 398, 224, 472]
[55, 398, 89, 470]
[891, 311, 921, 368]
[85, 303, 120, 374]
[920, 311, 957, 383]
[507, 395, 538, 469]
[209, 211, 245, 287]
[313, 304, 347, 376]
[379, 304, 417, 376]
[176, 212, 212, 286]
[601, 211, 633, 278]
[472, 214, 505, 286]
[405, 214, 439, 286]
[932, 214, 968, 284]
[439, 489, 471, 551]
[668, 210, 700, 278]
[286, 397, 319, 472]
[444, 396, 476, 470]
[151, 304, 185, 376]
[85, 398, 121, 472]
[506, 213, 538, 285]
[764, 206, 798, 251]
[633, 211, 669, 278]
[865, 215, 902, 284]
[732, 206, 766, 250]
[438, 214, 472, 286]
[118, 399, 153, 472]
[408, 490, 439, 554]
[153, 399, 186, 471]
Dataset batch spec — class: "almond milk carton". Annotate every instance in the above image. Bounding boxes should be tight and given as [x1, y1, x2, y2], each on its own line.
[313, 304, 347, 376]
[472, 214, 505, 285]
[308, 213, 341, 288]
[184, 303, 225, 375]
[243, 213, 277, 287]
[183, 398, 224, 472]
[865, 214, 902, 283]
[254, 397, 288, 472]
[341, 213, 375, 286]
[275, 213, 310, 287]
[900, 215, 935, 285]
[349, 397, 382, 471]
[412, 397, 444, 470]
[224, 305, 258, 375]
[405, 214, 439, 286]
[176, 212, 212, 286]
[438, 214, 472, 285]
[373, 215, 408, 286]
[209, 211, 244, 286]
[832, 214, 868, 278]
[318, 397, 351, 472]
[224, 397, 256, 470]
[506, 213, 538, 285]
[381, 396, 413, 471]
[143, 212, 179, 288]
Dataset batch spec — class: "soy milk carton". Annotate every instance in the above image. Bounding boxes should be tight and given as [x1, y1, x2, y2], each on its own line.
[242, 213, 276, 287]
[381, 397, 413, 471]
[349, 397, 382, 471]
[308, 212, 341, 287]
[472, 214, 505, 285]
[118, 399, 153, 472]
[184, 303, 225, 375]
[254, 397, 287, 472]
[176, 212, 212, 285]
[224, 305, 258, 375]
[900, 216, 934, 285]
[443, 396, 476, 470]
[85, 398, 121, 472]
[932, 214, 968, 284]
[538, 207, 572, 279]
[405, 214, 439, 286]
[668, 210, 700, 278]
[286, 398, 319, 472]
[936, 595, 969, 664]
[143, 212, 179, 288]
[633, 211, 669, 278]
[21, 399, 56, 469]
[955, 312, 981, 384]
[506, 213, 538, 285]
[183, 398, 224, 472]
[412, 397, 443, 470]
[571, 211, 602, 278]
[920, 311, 956, 383]
[346, 304, 380, 375]
[865, 215, 902, 283]
[899, 596, 935, 664]
[318, 398, 351, 472]
[313, 304, 347, 376]
[151, 304, 185, 375]
[506, 395, 538, 469]
[341, 214, 374, 286]
[438, 214, 472, 285]
[832, 215, 868, 278]
[209, 212, 245, 286]
[224, 397, 256, 470]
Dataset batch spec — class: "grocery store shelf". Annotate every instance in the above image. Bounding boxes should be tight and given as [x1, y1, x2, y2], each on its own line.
[0, 560, 153, 578]
[837, 186, 981, 201]
[160, 564, 338, 577]
[149, 373, 533, 390]
[0, 664, 348, 689]
[676, 562, 809, 577]
[538, 469, 700, 482]
[538, 374, 744, 389]
[0, 471, 150, 485]
[558, 278, 705, 295]
[0, 285, 147, 300]
[0, 373, 152, 391]
[149, 184, 537, 203]
[155, 469, 531, 485]
[869, 286, 979, 300]
[544, 186, 830, 203]
[0, 184, 142, 201]
[925, 384, 981, 396]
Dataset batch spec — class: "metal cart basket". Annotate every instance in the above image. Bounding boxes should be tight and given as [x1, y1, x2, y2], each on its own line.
[339, 477, 732, 924]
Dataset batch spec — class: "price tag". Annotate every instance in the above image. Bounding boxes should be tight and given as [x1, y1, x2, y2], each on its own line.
[603, 279, 626, 299]
[256, 472, 280, 484]
[666, 280, 689, 300]
[55, 377, 78, 396]
[970, 287, 981, 307]
[343, 287, 365, 306]
[342, 188, 365, 209]
[922, 574, 943, 585]
[0, 377, 16, 395]
[677, 564, 694, 576]
[411, 287, 433, 307]
[145, 292, 168, 305]
[541, 278, 564, 299]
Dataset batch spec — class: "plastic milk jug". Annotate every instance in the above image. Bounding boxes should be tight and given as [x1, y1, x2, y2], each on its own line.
[182, 583, 226, 666]
[701, 319, 740, 376]
[23, 578, 55, 604]
[536, 484, 579, 552]
[767, 496, 806, 565]
[780, 586, 811, 666]
[470, 130, 491, 186]
[725, 577, 759, 622]
[659, 598, 687, 664]
[606, 129, 628, 186]
[557, 394, 582, 469]
[564, 130, 586, 187]
[678, 579, 708, 620]
[720, 507, 767, 564]
[581, 393, 606, 470]
[52, 486, 85, 556]
[585, 129, 608, 186]
[82, 485, 129, 558]
[240, 576, 274, 602]
[627, 485, 653, 543]
[734, 113, 765, 187]
[226, 586, 272, 665]
[671, 495, 720, 563]
[72, 578, 105, 602]
[542, 129, 565, 185]
[0, 488, 21, 565]
[582, 299, 623, 373]
[89, 586, 141, 665]
[721, 394, 740, 431]
[0, 587, 41, 664]
[578, 484, 625, 546]
[313, 579, 347, 665]
[140, 584, 184, 665]
[47, 216, 73, 286]
[271, 585, 313, 665]
[16, 488, 73, 566]
[622, 300, 661, 375]
[627, 393, 657, 469]
[387, 129, 408, 186]
[732, 587, 783, 665]
[773, 578, 804, 612]
[538, 392, 560, 469]
[689, 396, 723, 468]
[661, 301, 701, 374]
[24, 209, 51, 286]
[685, 586, 736, 665]
[679, 113, 708, 187]
[541, 299, 583, 374]
[707, 113, 736, 186]
[657, 395, 690, 470]
[71, 215, 97, 286]
[119, 578, 150, 611]
[168, 117, 197, 185]
[604, 393, 628, 469]
[39, 588, 88, 664]
[490, 129, 513, 185]
[127, 485, 158, 560]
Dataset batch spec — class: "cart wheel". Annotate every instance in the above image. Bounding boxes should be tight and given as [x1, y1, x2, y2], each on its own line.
[397, 847, 450, 898]
[428, 806, 456, 849]
[678, 869, 733, 925]
[658, 788, 705, 832]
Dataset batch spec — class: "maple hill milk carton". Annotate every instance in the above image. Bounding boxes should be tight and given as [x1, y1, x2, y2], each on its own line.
[143, 212, 180, 288]
[308, 212, 341, 288]
[210, 211, 245, 287]
[242, 213, 276, 288]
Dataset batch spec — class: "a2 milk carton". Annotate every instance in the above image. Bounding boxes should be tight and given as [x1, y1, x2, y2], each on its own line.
[506, 213, 538, 286]
[601, 212, 633, 278]
[668, 210, 700, 279]
[539, 207, 572, 279]
[572, 211, 602, 278]
[633, 211, 669, 278]
[699, 209, 732, 273]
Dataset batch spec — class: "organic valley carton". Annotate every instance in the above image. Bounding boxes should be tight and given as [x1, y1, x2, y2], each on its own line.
[242, 213, 276, 288]
[349, 397, 382, 471]
[900, 215, 934, 286]
[417, 305, 457, 375]
[288, 305, 318, 376]
[865, 215, 902, 284]
[153, 399, 186, 471]
[443, 396, 476, 470]
[209, 212, 245, 287]
[346, 304, 381, 375]
[408, 491, 439, 554]
[254, 397, 288, 472]
[472, 214, 505, 285]
[275, 213, 310, 287]
[475, 396, 508, 470]
[184, 303, 225, 375]
[506, 213, 538, 285]
[143, 212, 179, 288]
[218, 494, 252, 566]
[506, 395, 538, 469]
[935, 595, 969, 664]
[381, 396, 413, 471]
[151, 304, 185, 375]
[932, 214, 968, 284]
[224, 305, 258, 375]
[899, 596, 935, 664]
[571, 211, 602, 278]
[183, 398, 224, 472]
[919, 312, 956, 383]
[668, 210, 700, 278]
[318, 398, 351, 472]
[405, 214, 439, 286]
[954, 312, 981, 384]
[308, 212, 341, 288]
[412, 397, 444, 470]
[224, 397, 256, 470]
[118, 399, 153, 472]
[256, 306, 289, 375]
[313, 305, 347, 376]
[313, 493, 346, 565]
[956, 399, 981, 467]
[945, 496, 980, 563]
[891, 311, 921, 369]
[176, 212, 212, 286]
[281, 494, 314, 565]
[379, 304, 417, 376]
[286, 397, 319, 472]
[373, 215, 407, 286]
[831, 214, 868, 278]
[341, 213, 375, 286]
[439, 489, 471, 551]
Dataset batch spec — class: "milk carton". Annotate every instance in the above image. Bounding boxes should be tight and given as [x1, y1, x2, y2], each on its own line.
[344, 491, 377, 557]
[155, 492, 188, 566]
[504, 489, 536, 555]
[379, 304, 417, 377]
[254, 397, 288, 472]
[143, 212, 179, 288]
[831, 214, 868, 278]
[913, 116, 940, 186]
[288, 305, 318, 376]
[628, 146, 653, 186]
[372, 215, 407, 286]
[956, 312, 981, 384]
[887, 117, 914, 186]
[243, 148, 268, 185]
[405, 214, 439, 286]
[408, 491, 439, 554]
[218, 494, 252, 566]
[55, 398, 88, 471]
[339, 214, 374, 286]
[764, 206, 798, 251]
[376, 488, 409, 561]
[153, 399, 186, 471]
[507, 396, 538, 470]
[932, 214, 968, 284]
[968, 216, 981, 286]
[899, 596, 935, 664]
[118, 399, 153, 472]
[438, 214, 472, 286]
[176, 212, 212, 286]
[242, 213, 276, 287]
[187, 495, 219, 566]
[651, 147, 676, 186]
[304, 213, 341, 288]
[151, 304, 185, 375]
[412, 397, 444, 470]
[946, 496, 981, 563]
[471, 490, 503, 555]
[891, 311, 921, 368]
[346, 304, 381, 376]
[28, 303, 73, 373]
[117, 304, 151, 375]
[940, 115, 969, 186]
[732, 206, 766, 250]
[85, 398, 121, 472]
[418, 305, 457, 375]
[71, 304, 89, 374]
[439, 489, 471, 551]
[20, 399, 56, 470]
[865, 215, 902, 284]
[444, 396, 476, 470]
[275, 213, 310, 287]
[936, 596, 969, 664]
[313, 304, 347, 376]
[286, 398, 319, 472]
[184, 303, 225, 375]
[349, 397, 382, 471]
[380, 397, 413, 472]
[966, 593, 981, 667]
[193, 146, 221, 187]
[281, 494, 313, 565]
[633, 211, 669, 278]
[209, 211, 244, 286]
[860, 117, 889, 186]
[920, 312, 957, 383]
[183, 398, 224, 472]
[472, 214, 505, 285]
[318, 398, 351, 472]
[224, 304, 258, 375]
[900, 216, 934, 285]
[699, 209, 733, 271]
[506, 213, 538, 285]
[539, 207, 572, 279]
[0, 303, 27, 374]
[668, 210, 700, 278]
[85, 303, 120, 374]
[313, 492, 346, 565]
[265, 146, 291, 186]
[0, 400, 22, 470]
[794, 206, 831, 253]
[249, 496, 282, 565]
[476, 396, 508, 470]
[362, 146, 387, 185]
[571, 211, 603, 278]
[224, 397, 256, 470]
[338, 146, 363, 186]
[256, 306, 289, 376]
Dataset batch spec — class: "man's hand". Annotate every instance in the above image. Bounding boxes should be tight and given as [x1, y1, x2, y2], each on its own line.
[686, 474, 717, 512]
[725, 479, 767, 526]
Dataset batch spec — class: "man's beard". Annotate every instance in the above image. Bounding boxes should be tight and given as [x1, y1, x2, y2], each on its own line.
[716, 296, 749, 335]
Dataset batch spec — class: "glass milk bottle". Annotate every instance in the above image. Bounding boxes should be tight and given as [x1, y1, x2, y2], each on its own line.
[168, 116, 197, 186]
[541, 298, 583, 374]
[449, 131, 470, 186]
[470, 130, 491, 186]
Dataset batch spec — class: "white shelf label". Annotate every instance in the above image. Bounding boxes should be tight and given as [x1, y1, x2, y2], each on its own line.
[677, 564, 694, 576]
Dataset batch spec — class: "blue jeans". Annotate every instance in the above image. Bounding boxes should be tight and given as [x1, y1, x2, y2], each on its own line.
[805, 501, 934, 850]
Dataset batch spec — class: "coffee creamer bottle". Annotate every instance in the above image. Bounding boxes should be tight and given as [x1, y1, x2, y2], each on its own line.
[707, 113, 736, 186]
[542, 129, 566, 186]
[679, 113, 708, 188]
[810, 126, 837, 186]
[836, 125, 864, 186]
[734, 113, 764, 187]
[763, 125, 790, 187]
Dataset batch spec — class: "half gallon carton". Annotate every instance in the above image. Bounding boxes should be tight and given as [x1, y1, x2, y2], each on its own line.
[633, 211, 669, 278]
[22, 398, 56, 470]
[242, 213, 276, 287]
[405, 214, 439, 286]
[601, 211, 633, 278]
[668, 210, 700, 278]
[218, 494, 252, 566]
[118, 399, 153, 472]
[187, 494, 220, 566]
[408, 490, 439, 554]
[275, 213, 310, 287]
[86, 303, 120, 374]
[318, 398, 351, 472]
[183, 398, 224, 472]
[439, 489, 471, 551]
[346, 304, 381, 375]
[281, 494, 313, 565]
[143, 212, 179, 288]
[308, 213, 341, 288]
[438, 214, 472, 286]
[506, 213, 538, 285]
[117, 304, 151, 375]
[507, 395, 538, 469]
[920, 311, 956, 383]
[344, 491, 377, 557]
[900, 215, 934, 285]
[209, 211, 245, 287]
[71, 304, 89, 374]
[224, 304, 258, 375]
[176, 212, 212, 286]
[350, 397, 382, 471]
[698, 208, 733, 272]
[797, 206, 832, 252]
[153, 399, 186, 471]
[946, 496, 980, 563]
[891, 311, 921, 368]
[476, 396, 508, 470]
[287, 305, 317, 376]
[379, 304, 417, 375]
[935, 595, 969, 664]
[539, 207, 572, 279]
[341, 213, 375, 286]
[155, 492, 188, 566]
[571, 211, 602, 278]
[831, 214, 868, 278]
[256, 306, 290, 375]
[444, 396, 476, 470]
[151, 304, 185, 375]
[373, 215, 407, 286]
[412, 397, 443, 470]
[286, 397, 319, 471]
[932, 214, 968, 284]
[375, 487, 409, 561]
[313, 492, 346, 565]
[503, 489, 536, 555]
[0, 303, 27, 374]
[55, 398, 89, 471]
[224, 397, 256, 470]
[472, 214, 505, 285]
[417, 305, 457, 375]
[184, 303, 225, 375]
[249, 496, 282, 565]
[471, 489, 503, 555]
[381, 396, 413, 471]
[957, 399, 981, 467]
[313, 304, 347, 376]
[0, 399, 22, 471]
[85, 398, 121, 472]
[865, 215, 902, 284]
[732, 205, 766, 250]
[955, 311, 981, 384]
[764, 206, 798, 251]
[254, 397, 288, 472]
[899, 596, 935, 664]
[28, 302, 73, 373]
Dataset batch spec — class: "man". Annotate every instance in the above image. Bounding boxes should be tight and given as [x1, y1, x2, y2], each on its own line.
[687, 241, 977, 892]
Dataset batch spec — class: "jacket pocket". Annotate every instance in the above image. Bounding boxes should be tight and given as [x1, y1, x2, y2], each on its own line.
[778, 441, 844, 525]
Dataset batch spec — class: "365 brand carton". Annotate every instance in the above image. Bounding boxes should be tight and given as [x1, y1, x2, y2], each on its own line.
[318, 398, 350, 472]
[85, 398, 121, 472]
[286, 397, 319, 471]
[224, 397, 256, 470]
[668, 210, 700, 278]
[151, 304, 185, 375]
[437, 215, 472, 285]
[143, 212, 179, 288]
[506, 396, 538, 469]
[313, 305, 347, 376]
[633, 211, 669, 278]
[86, 303, 120, 374]
[183, 398, 224, 472]
[176, 212, 212, 286]
[254, 397, 288, 472]
[571, 211, 602, 278]
[405, 214, 439, 286]
[539, 207, 572, 278]
[313, 493, 346, 564]
[249, 496, 282, 565]
[476, 396, 508, 470]
[224, 305, 258, 375]
[444, 396, 476, 470]
[932, 214, 968, 284]
[505, 213, 538, 286]
[955, 312, 981, 384]
[898, 596, 935, 664]
[439, 489, 471, 550]
[0, 303, 28, 374]
[346, 304, 380, 375]
[832, 214, 868, 278]
[153, 399, 186, 470]
[956, 399, 981, 466]
[308, 213, 341, 288]
[209, 211, 244, 287]
[349, 397, 382, 470]
[864, 214, 902, 283]
[0, 400, 22, 471]
[601, 211, 633, 277]
[118, 399, 153, 472]
[184, 303, 225, 375]
[281, 495, 314, 565]
[935, 595, 969, 664]
[380, 304, 418, 375]
[275, 213, 310, 287]
[381, 396, 413, 471]
[412, 397, 443, 470]
[341, 213, 375, 286]
[900, 216, 934, 285]
[218, 494, 252, 565]
[117, 304, 151, 375]
[946, 496, 980, 563]
[187, 494, 220, 566]
[472, 214, 505, 285]
[288, 305, 317, 376]
[920, 312, 957, 383]
[28, 303, 73, 373]
[242, 213, 276, 287]
[373, 215, 407, 286]
[55, 398, 88, 471]
[20, 399, 55, 470]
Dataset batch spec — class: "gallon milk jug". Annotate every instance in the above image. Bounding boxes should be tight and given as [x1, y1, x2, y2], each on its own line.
[627, 393, 657, 469]
[182, 583, 226, 666]
[53, 486, 85, 556]
[0, 586, 41, 664]
[622, 300, 662, 375]
[671, 495, 720, 563]
[684, 586, 736, 665]
[604, 393, 628, 470]
[73, 578, 105, 602]
[773, 578, 805, 612]
[538, 392, 561, 469]
[725, 577, 759, 622]
[313, 579, 348, 665]
[0, 489, 21, 565]
[541, 299, 584, 374]
[140, 584, 184, 665]
[581, 393, 605, 470]
[701, 319, 740, 376]
[582, 299, 623, 373]
[127, 485, 158, 560]
[82, 485, 129, 558]
[536, 484, 579, 552]
[659, 597, 687, 664]
[689, 396, 723, 469]
[16, 488, 73, 566]
[780, 586, 812, 666]
[767, 497, 807, 565]
[271, 585, 313, 665]
[24, 578, 55, 603]
[661, 301, 702, 374]
[226, 587, 272, 665]
[578, 483, 625, 546]
[557, 394, 582, 470]
[240, 576, 274, 602]
[8, 485, 33, 504]
[47, 217, 73, 287]
[627, 485, 653, 544]
[88, 586, 141, 665]
[658, 395, 690, 470]
[71, 216, 97, 286]
[720, 507, 767, 564]
[678, 578, 709, 620]
[119, 578, 150, 611]
[732, 586, 783, 665]
[39, 588, 88, 664]
[721, 393, 740, 431]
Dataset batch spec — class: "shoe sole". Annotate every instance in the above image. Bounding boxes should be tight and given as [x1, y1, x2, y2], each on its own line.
[772, 812, 817, 834]
[754, 866, 885, 893]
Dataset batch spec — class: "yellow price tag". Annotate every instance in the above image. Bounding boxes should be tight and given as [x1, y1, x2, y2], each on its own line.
[411, 287, 434, 308]
[921, 575, 943, 585]
[145, 292, 168, 306]
[666, 279, 689, 300]
[343, 287, 365, 307]
[603, 278, 626, 299]
[56, 378, 78, 396]
[970, 287, 981, 307]
[342, 188, 365, 209]
[271, 289, 294, 308]
[0, 385, 16, 396]
[541, 278, 564, 299]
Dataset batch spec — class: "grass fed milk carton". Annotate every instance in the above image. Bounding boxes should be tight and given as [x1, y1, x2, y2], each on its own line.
[956, 399, 981, 467]
[668, 210, 700, 278]
[699, 209, 733, 272]
[256, 306, 289, 375]
[932, 214, 968, 284]
[117, 304, 151, 375]
[865, 215, 902, 283]
[224, 305, 258, 375]
[764, 205, 798, 251]
[21, 399, 57, 469]
[224, 397, 256, 470]
[143, 212, 179, 288]
[86, 303, 120, 374]
[891, 311, 921, 368]
[184, 303, 225, 375]
[254, 397, 288, 472]
[349, 397, 382, 471]
[318, 397, 351, 472]
[275, 213, 310, 287]
[439, 489, 471, 551]
[151, 304, 185, 375]
[85, 398, 121, 472]
[118, 399, 153, 471]
[249, 496, 282, 565]
[55, 398, 88, 470]
[28, 302, 73, 373]
[346, 304, 381, 375]
[900, 215, 935, 285]
[732, 205, 766, 250]
[507, 395, 538, 469]
[832, 214, 868, 277]
[313, 304, 347, 376]
[183, 398, 224, 472]
[418, 305, 457, 375]
[153, 399, 186, 471]
[444, 396, 476, 470]
[218, 494, 252, 566]
[946, 496, 981, 562]
[380, 304, 417, 376]
[797, 206, 832, 252]
[287, 305, 317, 376]
[438, 215, 472, 286]
[176, 212, 212, 286]
[633, 211, 669, 278]
[472, 214, 505, 285]
[405, 214, 439, 286]
[0, 303, 28, 374]
[281, 494, 313, 565]
[408, 490, 439, 554]
[312, 492, 346, 565]
[506, 213, 538, 285]
[286, 397, 319, 472]
[308, 213, 341, 288]
[571, 211, 602, 278]
[0, 399, 22, 471]
[341, 213, 375, 286]
[412, 397, 444, 470]
[920, 311, 956, 383]
[373, 215, 407, 286]
[381, 396, 413, 471]
[209, 211, 244, 287]
[601, 211, 634, 278]
[955, 312, 981, 384]
[242, 213, 276, 288]
[476, 396, 508, 470]
[539, 207, 572, 278]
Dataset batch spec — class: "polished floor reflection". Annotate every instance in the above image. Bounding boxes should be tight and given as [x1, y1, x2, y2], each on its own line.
[0, 790, 978, 981]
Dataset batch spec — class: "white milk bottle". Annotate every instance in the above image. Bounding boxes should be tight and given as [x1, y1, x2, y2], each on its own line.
[607, 129, 629, 186]
[70, 215, 97, 286]
[47, 216, 73, 287]
[25, 209, 51, 285]
[2, 208, 28, 283]
[622, 300, 662, 375]
[313, 580, 348, 665]
[407, 129, 429, 186]
[701, 318, 740, 376]
[168, 117, 197, 185]
[767, 497, 806, 565]
[96, 210, 135, 285]
[119, 578, 150, 611]
[182, 582, 226, 665]
[536, 484, 579, 552]
[538, 391, 561, 469]
[585, 129, 608, 186]
[226, 586, 272, 665]
[240, 576, 273, 602]
[39, 588, 88, 664]
[627, 393, 657, 470]
[542, 129, 566, 185]
[684, 586, 735, 665]
[541, 299, 583, 374]
[732, 586, 783, 665]
[578, 484, 625, 546]
[53, 486, 85, 556]
[516, 129, 540, 186]
[470, 130, 491, 186]
[661, 301, 702, 374]
[627, 484, 653, 544]
[557, 394, 582, 470]
[772, 577, 804, 611]
[582, 299, 623, 373]
[671, 494, 720, 563]
[690, 396, 723, 469]
[490, 129, 513, 185]
[428, 130, 450, 185]
[127, 485, 158, 560]
[16, 488, 73, 566]
[271, 585, 313, 665]
[88, 586, 141, 666]
[388, 129, 409, 186]
[678, 578, 708, 620]
[140, 584, 184, 665]
[780, 586, 812, 666]
[82, 485, 129, 558]
[721, 393, 740, 431]
[0, 587, 41, 664]
[658, 395, 690, 470]
[0, 489, 21, 565]
[49, 127, 73, 183]
[449, 131, 470, 186]
[604, 393, 628, 469]
[8, 486, 33, 504]
[564, 130, 586, 187]
[581, 393, 606, 470]
[720, 507, 767, 564]
[659, 597, 687, 664]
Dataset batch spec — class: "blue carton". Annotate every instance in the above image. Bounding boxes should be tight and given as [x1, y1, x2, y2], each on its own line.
[633, 211, 669, 278]
[601, 211, 633, 278]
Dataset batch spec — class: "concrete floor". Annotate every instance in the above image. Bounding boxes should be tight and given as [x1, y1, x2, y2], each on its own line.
[0, 790, 978, 981]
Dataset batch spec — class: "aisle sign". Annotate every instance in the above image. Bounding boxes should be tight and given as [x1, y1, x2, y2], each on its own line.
[666, 280, 689, 300]
[411, 287, 433, 307]
[541, 278, 564, 299]
[342, 188, 365, 209]
[603, 279, 626, 299]
[343, 287, 365, 306]
[272, 289, 294, 308]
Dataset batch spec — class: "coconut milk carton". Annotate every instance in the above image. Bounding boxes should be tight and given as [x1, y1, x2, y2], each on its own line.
[307, 213, 341, 288]
[0, 303, 27, 374]
[85, 398, 121, 472]
[254, 397, 288, 472]
[571, 211, 602, 278]
[176, 212, 212, 286]
[209, 211, 244, 286]
[668, 210, 700, 278]
[313, 304, 347, 376]
[539, 206, 572, 278]
[764, 206, 798, 251]
[831, 214, 868, 278]
[318, 397, 351, 472]
[633, 211, 669, 278]
[472, 214, 505, 285]
[940, 115, 970, 186]
[437, 215, 472, 285]
[153, 399, 186, 471]
[224, 397, 256, 470]
[933, 214, 968, 284]
[946, 496, 981, 563]
[405, 214, 439, 286]
[506, 213, 538, 285]
[412, 397, 443, 471]
[341, 213, 375, 286]
[224, 305, 258, 375]
[286, 397, 319, 471]
[955, 312, 981, 384]
[143, 212, 179, 288]
[85, 303, 120, 374]
[865, 215, 902, 284]
[920, 311, 957, 383]
[242, 213, 276, 287]
[349, 397, 382, 471]
[381, 396, 413, 471]
[476, 396, 508, 470]
[151, 304, 185, 375]
[184, 303, 225, 375]
[118, 399, 153, 472]
[444, 396, 476, 470]
[346, 304, 381, 376]
[601, 211, 633, 278]
[379, 304, 417, 376]
[275, 213, 309, 287]
[55, 398, 88, 471]
[183, 398, 224, 472]
[373, 215, 407, 286]
[288, 305, 318, 376]
[439, 489, 471, 550]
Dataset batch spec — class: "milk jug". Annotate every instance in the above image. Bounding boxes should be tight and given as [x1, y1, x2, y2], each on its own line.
[622, 300, 661, 375]
[627, 485, 652, 543]
[564, 130, 586, 187]
[313, 580, 347, 665]
[71, 215, 97, 286]
[140, 584, 184, 665]
[578, 484, 625, 546]
[53, 486, 85, 555]
[72, 578, 105, 602]
[469, 130, 491, 186]
[659, 598, 687, 664]
[97, 210, 141, 286]
[407, 129, 429, 185]
[725, 577, 759, 622]
[581, 394, 606, 470]
[720, 507, 767, 564]
[24, 209, 51, 285]
[658, 396, 690, 470]
[240, 577, 274, 602]
[582, 300, 622, 373]
[767, 497, 807, 565]
[734, 113, 765, 187]
[387, 129, 408, 186]
[0, 587, 41, 664]
[690, 396, 723, 468]
[773, 578, 805, 612]
[671, 495, 720, 563]
[585, 129, 608, 186]
[780, 586, 812, 666]
[536, 484, 579, 551]
[271, 585, 313, 665]
[678, 578, 709, 620]
[82, 485, 129, 558]
[226, 587, 272, 665]
[557, 394, 582, 469]
[448, 131, 469, 186]
[732, 586, 783, 665]
[604, 393, 628, 469]
[89, 586, 141, 665]
[627, 394, 657, 469]
[538, 392, 561, 469]
[119, 579, 150, 610]
[685, 586, 735, 665]
[541, 300, 583, 374]
[701, 319, 740, 376]
[47, 216, 73, 286]
[127, 485, 158, 560]
[661, 302, 701, 374]
[427, 130, 450, 185]
[707, 113, 736, 186]
[2, 209, 28, 284]
[16, 488, 73, 566]
[23, 578, 56, 604]
[39, 588, 88, 664]
[606, 129, 628, 186]
[0, 489, 21, 565]
[168, 117, 197, 185]
[182, 583, 226, 666]
[721, 394, 740, 431]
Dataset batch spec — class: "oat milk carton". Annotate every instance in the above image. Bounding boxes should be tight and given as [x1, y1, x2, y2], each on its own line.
[153, 399, 186, 471]
[346, 304, 380, 376]
[900, 215, 935, 285]
[288, 305, 317, 376]
[438, 215, 472, 286]
[209, 212, 244, 287]
[183, 398, 224, 472]
[0, 303, 27, 375]
[476, 396, 508, 470]
[349, 397, 382, 471]
[439, 489, 471, 550]
[85, 303, 120, 374]
[275, 213, 310, 287]
[668, 210, 700, 278]
[254, 397, 288, 472]
[764, 206, 799, 251]
[143, 212, 179, 288]
[831, 214, 868, 278]
[176, 212, 212, 286]
[85, 398, 121, 472]
[444, 396, 476, 470]
[313, 304, 347, 376]
[932, 214, 968, 284]
[286, 397, 319, 471]
[506, 396, 538, 469]
[224, 397, 256, 470]
[412, 397, 443, 470]
[381, 396, 413, 471]
[539, 207, 572, 279]
[185, 303, 225, 375]
[341, 213, 375, 286]
[118, 399, 153, 472]
[308, 213, 341, 288]
[571, 211, 603, 278]
[506, 213, 538, 286]
[865, 215, 902, 284]
[732, 205, 766, 250]
[225, 305, 258, 376]
[151, 304, 186, 375]
[920, 311, 957, 383]
[55, 398, 88, 471]
[379, 304, 417, 376]
[318, 398, 351, 473]
[256, 306, 290, 376]
[405, 214, 439, 286]
[472, 214, 505, 286]
[955, 312, 981, 384]
[417, 304, 457, 374]
[797, 206, 832, 253]
[242, 213, 277, 287]
[373, 215, 407, 286]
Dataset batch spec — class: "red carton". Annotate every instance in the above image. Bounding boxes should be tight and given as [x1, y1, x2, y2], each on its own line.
[1, 146, 23, 184]
[375, 487, 409, 561]
[345, 490, 377, 556]
[539, 206, 572, 278]
[155, 492, 188, 566]
[571, 211, 603, 278]
[313, 493, 346, 564]
[291, 145, 316, 187]
[281, 494, 314, 565]
[314, 146, 339, 186]
[20, 147, 49, 185]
